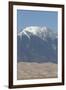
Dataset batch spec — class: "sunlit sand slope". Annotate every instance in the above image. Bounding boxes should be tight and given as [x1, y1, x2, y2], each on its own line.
[17, 62, 57, 80]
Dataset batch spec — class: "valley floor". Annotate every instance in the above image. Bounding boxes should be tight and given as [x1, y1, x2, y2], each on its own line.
[17, 62, 57, 80]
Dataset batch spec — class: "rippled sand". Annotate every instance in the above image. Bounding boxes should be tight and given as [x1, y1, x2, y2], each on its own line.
[17, 62, 57, 80]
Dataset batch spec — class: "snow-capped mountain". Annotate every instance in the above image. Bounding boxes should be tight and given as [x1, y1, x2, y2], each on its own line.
[17, 26, 58, 63]
[18, 26, 57, 40]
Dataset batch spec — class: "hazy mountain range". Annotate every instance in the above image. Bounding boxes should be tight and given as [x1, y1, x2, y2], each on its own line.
[17, 26, 58, 63]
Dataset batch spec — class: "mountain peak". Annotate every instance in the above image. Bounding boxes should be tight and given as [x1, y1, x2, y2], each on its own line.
[23, 26, 50, 34]
[18, 26, 57, 40]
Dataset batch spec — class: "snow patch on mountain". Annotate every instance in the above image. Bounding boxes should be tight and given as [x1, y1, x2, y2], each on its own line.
[17, 26, 57, 40]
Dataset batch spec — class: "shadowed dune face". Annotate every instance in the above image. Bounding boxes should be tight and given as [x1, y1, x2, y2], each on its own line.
[17, 62, 58, 80]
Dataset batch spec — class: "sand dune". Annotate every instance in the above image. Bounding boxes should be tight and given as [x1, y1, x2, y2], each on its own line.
[17, 62, 57, 80]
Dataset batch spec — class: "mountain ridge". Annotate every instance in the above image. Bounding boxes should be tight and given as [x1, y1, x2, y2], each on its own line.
[17, 26, 58, 63]
[18, 26, 57, 40]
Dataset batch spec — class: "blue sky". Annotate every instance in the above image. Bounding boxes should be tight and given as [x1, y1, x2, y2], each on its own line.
[17, 10, 58, 32]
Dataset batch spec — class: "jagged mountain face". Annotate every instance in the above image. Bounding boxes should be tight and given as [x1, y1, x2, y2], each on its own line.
[18, 26, 57, 40]
[17, 26, 58, 63]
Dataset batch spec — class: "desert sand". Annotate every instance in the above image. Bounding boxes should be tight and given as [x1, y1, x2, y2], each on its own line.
[17, 62, 57, 80]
